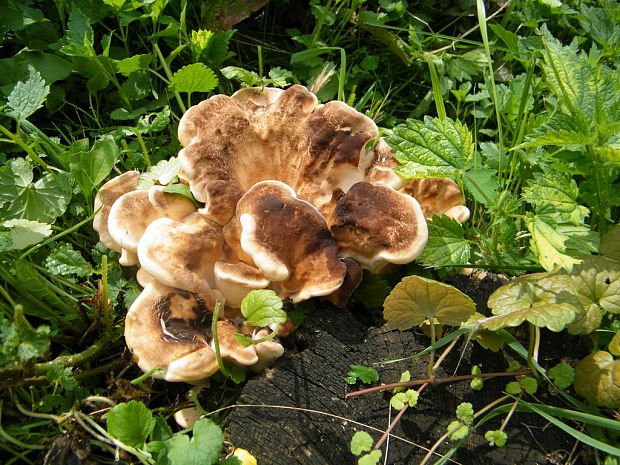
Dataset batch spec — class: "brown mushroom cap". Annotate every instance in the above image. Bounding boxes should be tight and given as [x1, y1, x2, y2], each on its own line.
[328, 182, 428, 271]
[228, 180, 347, 302]
[250, 329, 285, 373]
[214, 261, 270, 308]
[325, 258, 364, 308]
[401, 178, 470, 222]
[137, 212, 224, 293]
[124, 281, 223, 382]
[93, 171, 140, 253]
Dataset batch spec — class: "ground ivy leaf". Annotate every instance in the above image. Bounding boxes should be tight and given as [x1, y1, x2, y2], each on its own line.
[0, 159, 72, 223]
[170, 63, 218, 94]
[568, 256, 620, 334]
[447, 421, 469, 441]
[44, 242, 92, 278]
[350, 431, 373, 456]
[601, 224, 620, 261]
[609, 333, 620, 357]
[137, 157, 181, 189]
[485, 430, 507, 447]
[574, 351, 620, 408]
[383, 275, 476, 330]
[240, 289, 286, 327]
[456, 402, 474, 424]
[0, 219, 52, 250]
[522, 169, 589, 224]
[106, 401, 155, 449]
[358, 450, 382, 465]
[484, 273, 580, 332]
[418, 215, 471, 265]
[385, 116, 474, 178]
[520, 376, 538, 395]
[165, 418, 224, 465]
[7, 66, 50, 120]
[346, 365, 379, 385]
[548, 362, 575, 389]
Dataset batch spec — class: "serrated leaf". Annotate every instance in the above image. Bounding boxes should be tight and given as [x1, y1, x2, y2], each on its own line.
[548, 362, 575, 389]
[190, 29, 234, 67]
[568, 256, 620, 334]
[418, 215, 470, 265]
[574, 351, 620, 408]
[7, 66, 50, 120]
[0, 159, 72, 223]
[385, 116, 474, 178]
[137, 157, 181, 189]
[58, 6, 94, 57]
[0, 219, 52, 251]
[44, 243, 92, 278]
[165, 418, 224, 465]
[523, 112, 596, 148]
[522, 169, 589, 224]
[601, 225, 620, 261]
[358, 450, 382, 465]
[383, 275, 475, 330]
[0, 3, 45, 35]
[350, 431, 373, 456]
[240, 290, 285, 327]
[170, 63, 218, 94]
[346, 365, 379, 385]
[107, 401, 155, 449]
[484, 273, 580, 332]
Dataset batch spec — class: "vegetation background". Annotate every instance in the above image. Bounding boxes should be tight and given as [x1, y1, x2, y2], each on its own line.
[0, 0, 618, 464]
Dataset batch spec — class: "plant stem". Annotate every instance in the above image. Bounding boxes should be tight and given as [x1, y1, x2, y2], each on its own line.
[527, 323, 541, 378]
[0, 124, 52, 173]
[153, 43, 187, 114]
[212, 302, 231, 379]
[346, 370, 531, 398]
[427, 321, 437, 379]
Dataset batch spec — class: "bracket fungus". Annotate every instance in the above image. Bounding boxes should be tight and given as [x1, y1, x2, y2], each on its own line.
[94, 85, 470, 383]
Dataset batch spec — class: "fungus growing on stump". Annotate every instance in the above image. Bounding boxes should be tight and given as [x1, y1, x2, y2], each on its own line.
[93, 85, 469, 383]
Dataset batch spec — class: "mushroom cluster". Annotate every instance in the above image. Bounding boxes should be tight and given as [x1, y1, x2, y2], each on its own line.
[94, 85, 469, 383]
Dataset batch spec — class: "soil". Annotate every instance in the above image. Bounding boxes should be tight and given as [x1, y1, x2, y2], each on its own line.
[225, 272, 593, 465]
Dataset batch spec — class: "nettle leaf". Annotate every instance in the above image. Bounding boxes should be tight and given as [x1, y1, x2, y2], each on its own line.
[383, 276, 476, 330]
[68, 135, 118, 204]
[350, 431, 373, 456]
[44, 243, 92, 278]
[484, 273, 580, 332]
[568, 256, 620, 335]
[240, 289, 286, 327]
[0, 219, 52, 251]
[137, 157, 181, 189]
[106, 401, 155, 449]
[58, 6, 94, 57]
[601, 224, 620, 261]
[345, 365, 379, 385]
[165, 418, 224, 465]
[170, 63, 218, 94]
[522, 169, 590, 224]
[0, 158, 72, 223]
[574, 351, 620, 408]
[523, 112, 596, 149]
[190, 29, 234, 67]
[7, 66, 50, 120]
[1, 3, 45, 35]
[418, 215, 471, 266]
[385, 116, 474, 178]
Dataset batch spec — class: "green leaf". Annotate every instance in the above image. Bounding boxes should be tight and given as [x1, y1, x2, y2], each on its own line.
[44, 243, 92, 278]
[505, 381, 521, 395]
[609, 333, 620, 357]
[240, 289, 286, 327]
[57, 6, 94, 57]
[350, 431, 373, 456]
[484, 273, 581, 332]
[106, 401, 155, 449]
[0, 219, 52, 251]
[137, 157, 181, 189]
[68, 135, 119, 204]
[601, 224, 620, 261]
[353, 272, 392, 309]
[418, 215, 471, 266]
[0, 3, 45, 35]
[383, 276, 476, 330]
[447, 420, 469, 441]
[165, 418, 224, 465]
[462, 167, 499, 206]
[170, 63, 218, 94]
[0, 306, 50, 366]
[522, 169, 590, 224]
[390, 389, 419, 410]
[0, 159, 72, 223]
[574, 351, 620, 408]
[470, 365, 483, 390]
[485, 430, 507, 447]
[345, 365, 379, 385]
[548, 362, 575, 389]
[520, 376, 538, 395]
[161, 184, 196, 202]
[456, 402, 474, 425]
[358, 450, 382, 465]
[7, 66, 50, 120]
[190, 29, 234, 67]
[385, 116, 474, 178]
[115, 54, 153, 76]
